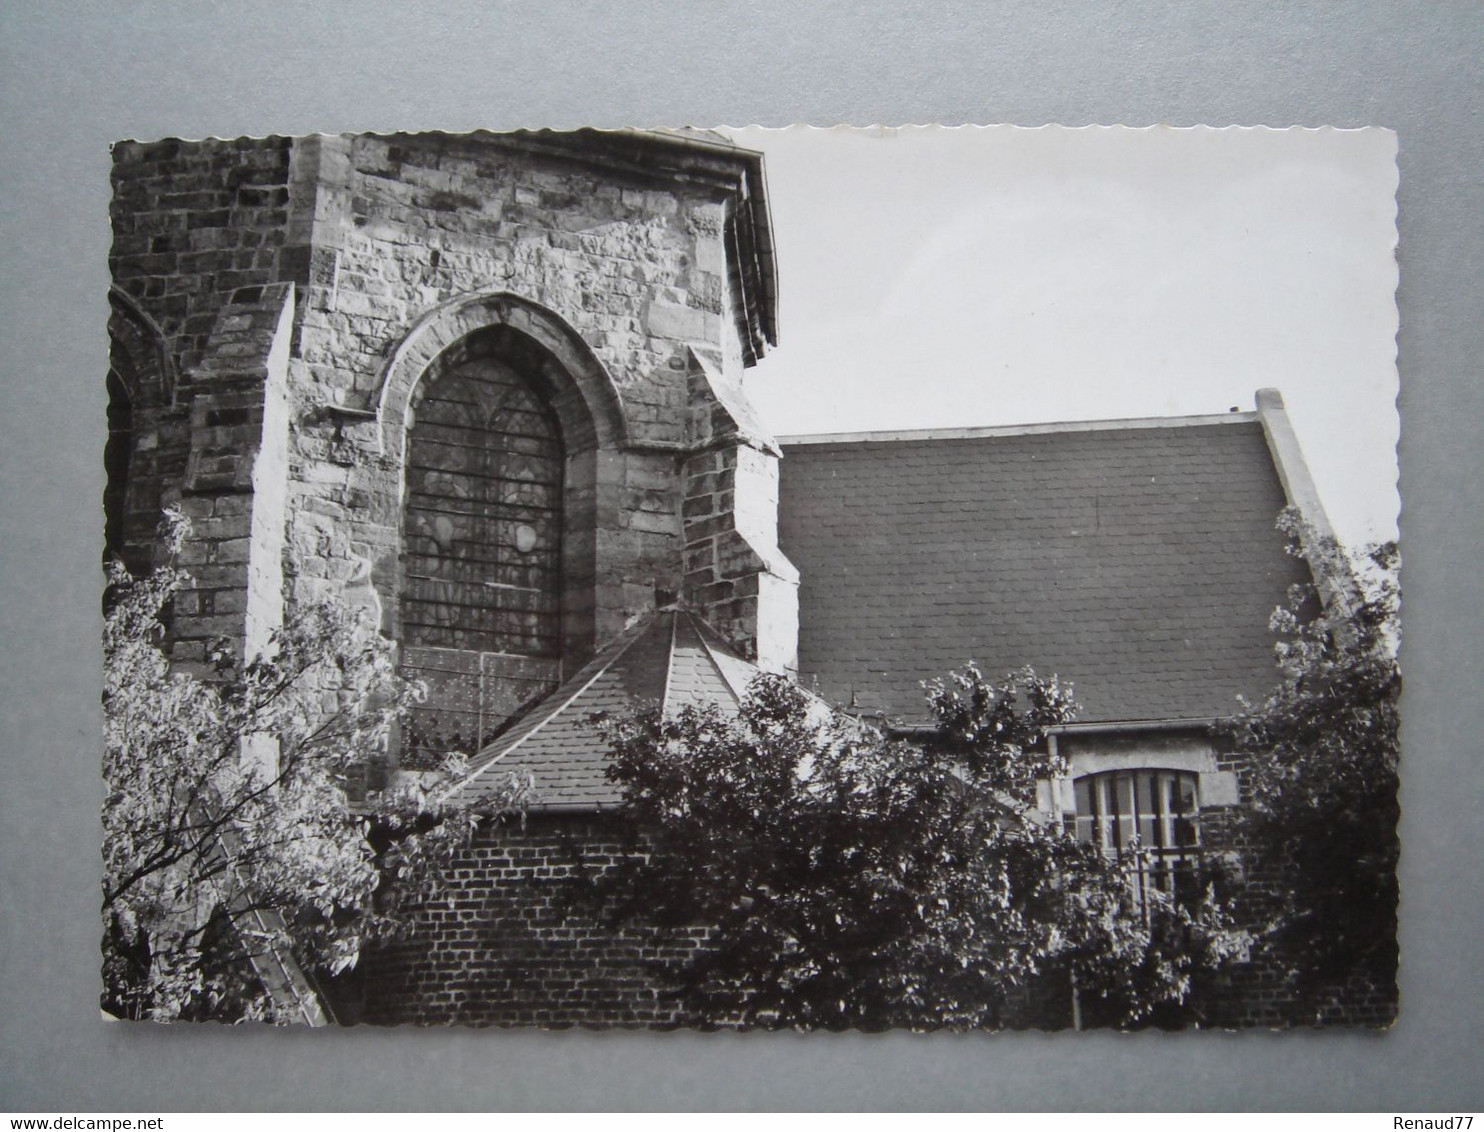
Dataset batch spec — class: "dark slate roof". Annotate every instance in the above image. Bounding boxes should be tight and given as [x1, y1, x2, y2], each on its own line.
[449, 608, 757, 809]
[777, 416, 1310, 727]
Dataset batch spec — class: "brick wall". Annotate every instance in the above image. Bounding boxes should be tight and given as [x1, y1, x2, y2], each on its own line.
[357, 813, 706, 1027]
[351, 791, 1398, 1030]
[1199, 754, 1398, 1028]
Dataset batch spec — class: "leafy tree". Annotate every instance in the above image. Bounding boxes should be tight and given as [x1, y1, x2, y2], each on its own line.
[102, 513, 525, 1023]
[590, 666, 1243, 1030]
[1225, 513, 1401, 1012]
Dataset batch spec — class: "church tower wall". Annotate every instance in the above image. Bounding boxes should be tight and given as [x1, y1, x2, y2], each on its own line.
[107, 131, 798, 1023]
[107, 130, 795, 736]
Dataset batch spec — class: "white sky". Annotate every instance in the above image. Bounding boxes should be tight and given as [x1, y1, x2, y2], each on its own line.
[722, 125, 1400, 547]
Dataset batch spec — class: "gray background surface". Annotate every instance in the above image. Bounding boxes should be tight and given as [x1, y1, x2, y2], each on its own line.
[1, 0, 1479, 1112]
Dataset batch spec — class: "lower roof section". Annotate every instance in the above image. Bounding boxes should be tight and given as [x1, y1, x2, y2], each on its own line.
[448, 608, 757, 810]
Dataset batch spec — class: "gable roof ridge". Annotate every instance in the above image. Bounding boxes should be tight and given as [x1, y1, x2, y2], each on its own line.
[1254, 387, 1360, 619]
[658, 609, 679, 717]
[780, 411, 1258, 447]
[445, 614, 659, 798]
[685, 612, 751, 705]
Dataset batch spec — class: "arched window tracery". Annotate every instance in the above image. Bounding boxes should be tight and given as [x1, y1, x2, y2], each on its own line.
[399, 334, 568, 763]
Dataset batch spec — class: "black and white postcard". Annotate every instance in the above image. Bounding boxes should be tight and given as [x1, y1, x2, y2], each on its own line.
[100, 124, 1399, 1031]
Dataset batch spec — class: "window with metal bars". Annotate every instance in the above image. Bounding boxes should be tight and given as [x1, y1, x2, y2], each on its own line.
[1071, 769, 1203, 908]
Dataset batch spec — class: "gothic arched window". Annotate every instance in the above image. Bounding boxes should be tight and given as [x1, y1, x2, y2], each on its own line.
[400, 341, 566, 761]
[105, 290, 177, 578]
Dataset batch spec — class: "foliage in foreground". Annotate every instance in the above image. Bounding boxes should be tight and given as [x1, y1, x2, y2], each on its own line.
[1226, 514, 1401, 1011]
[102, 516, 524, 1023]
[591, 667, 1244, 1030]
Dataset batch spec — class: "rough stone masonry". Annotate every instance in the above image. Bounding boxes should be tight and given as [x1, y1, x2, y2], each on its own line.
[107, 130, 800, 1022]
[108, 129, 798, 763]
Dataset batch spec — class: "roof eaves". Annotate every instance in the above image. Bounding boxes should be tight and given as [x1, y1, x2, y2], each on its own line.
[526, 800, 618, 815]
[886, 715, 1222, 740]
[1048, 716, 1221, 735]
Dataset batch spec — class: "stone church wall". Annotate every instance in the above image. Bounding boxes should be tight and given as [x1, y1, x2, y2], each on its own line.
[109, 137, 297, 375]
[277, 134, 764, 675]
[106, 130, 799, 1025]
[108, 129, 796, 715]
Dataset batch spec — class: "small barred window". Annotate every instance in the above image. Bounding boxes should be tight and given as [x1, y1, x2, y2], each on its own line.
[1072, 769, 1202, 907]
